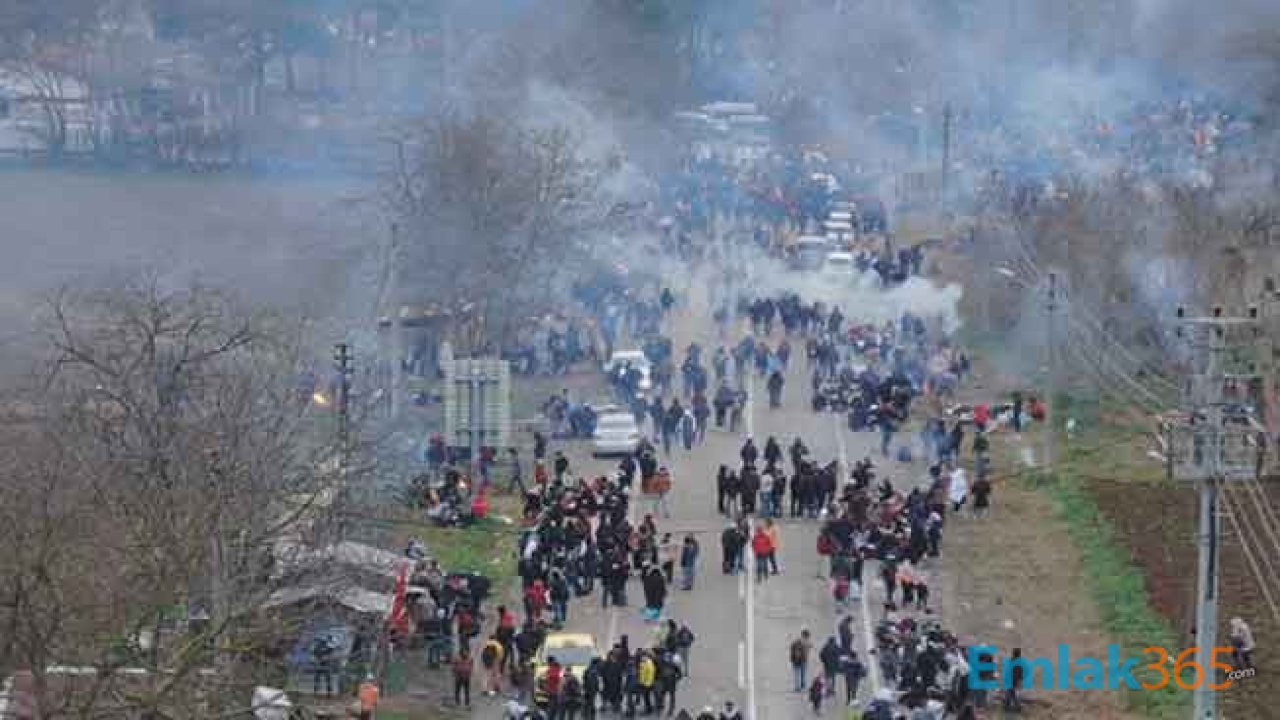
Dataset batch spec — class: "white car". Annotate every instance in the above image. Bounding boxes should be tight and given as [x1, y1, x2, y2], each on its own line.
[593, 412, 644, 457]
[791, 235, 830, 270]
[603, 350, 653, 395]
[821, 251, 858, 280]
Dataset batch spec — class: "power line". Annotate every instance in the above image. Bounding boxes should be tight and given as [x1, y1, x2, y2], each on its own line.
[1239, 476, 1280, 560]
[1220, 487, 1280, 627]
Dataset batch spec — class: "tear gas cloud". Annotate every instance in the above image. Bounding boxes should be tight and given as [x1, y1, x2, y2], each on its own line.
[727, 243, 965, 335]
[6, 0, 1280, 364]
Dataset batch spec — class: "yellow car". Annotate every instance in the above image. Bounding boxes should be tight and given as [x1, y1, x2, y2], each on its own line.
[533, 632, 598, 698]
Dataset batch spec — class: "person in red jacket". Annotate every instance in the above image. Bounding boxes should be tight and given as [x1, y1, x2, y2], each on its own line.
[543, 657, 564, 711]
[972, 403, 990, 432]
[524, 579, 548, 622]
[751, 524, 774, 583]
[470, 488, 489, 519]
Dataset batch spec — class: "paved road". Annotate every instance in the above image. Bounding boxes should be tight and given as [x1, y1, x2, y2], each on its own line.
[474, 263, 936, 719]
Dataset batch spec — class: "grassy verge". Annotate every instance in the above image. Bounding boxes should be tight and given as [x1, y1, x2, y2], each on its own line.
[374, 494, 523, 594]
[1037, 470, 1190, 718]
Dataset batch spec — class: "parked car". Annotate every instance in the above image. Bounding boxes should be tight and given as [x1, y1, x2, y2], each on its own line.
[534, 632, 598, 683]
[592, 411, 644, 457]
[603, 349, 653, 395]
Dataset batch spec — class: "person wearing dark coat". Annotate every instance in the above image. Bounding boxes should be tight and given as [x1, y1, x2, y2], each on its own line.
[739, 466, 760, 515]
[716, 465, 730, 515]
[819, 637, 842, 697]
[740, 438, 758, 466]
[601, 654, 624, 713]
[582, 658, 603, 719]
[763, 436, 782, 470]
[641, 565, 667, 621]
[713, 383, 735, 428]
[766, 369, 785, 408]
[720, 524, 744, 574]
[840, 651, 866, 705]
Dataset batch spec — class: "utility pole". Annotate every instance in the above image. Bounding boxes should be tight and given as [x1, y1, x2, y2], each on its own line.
[334, 342, 353, 463]
[334, 342, 355, 530]
[941, 102, 953, 199]
[1258, 278, 1280, 478]
[1171, 305, 1262, 720]
[1044, 272, 1058, 472]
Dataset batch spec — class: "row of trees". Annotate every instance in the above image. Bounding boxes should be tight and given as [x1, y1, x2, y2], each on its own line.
[0, 0, 733, 165]
[0, 278, 350, 718]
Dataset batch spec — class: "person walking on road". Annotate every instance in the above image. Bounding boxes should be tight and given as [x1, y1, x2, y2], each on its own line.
[656, 653, 683, 716]
[507, 448, 526, 495]
[1002, 648, 1025, 712]
[715, 465, 731, 515]
[948, 465, 969, 514]
[721, 522, 744, 574]
[840, 651, 866, 706]
[790, 629, 813, 692]
[751, 523, 773, 583]
[714, 382, 733, 429]
[764, 435, 783, 470]
[763, 518, 781, 575]
[650, 466, 673, 518]
[451, 647, 473, 708]
[692, 392, 710, 443]
[480, 635, 503, 696]
[659, 532, 679, 584]
[642, 564, 668, 621]
[582, 658, 602, 719]
[767, 368, 785, 408]
[674, 622, 695, 676]
[808, 675, 826, 714]
[819, 636, 841, 697]
[561, 673, 584, 720]
[637, 651, 658, 715]
[972, 473, 992, 518]
[679, 534, 699, 590]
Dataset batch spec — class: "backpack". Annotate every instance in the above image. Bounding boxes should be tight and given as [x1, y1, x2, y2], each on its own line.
[816, 533, 835, 556]
[790, 639, 806, 665]
[833, 577, 850, 601]
[481, 642, 499, 667]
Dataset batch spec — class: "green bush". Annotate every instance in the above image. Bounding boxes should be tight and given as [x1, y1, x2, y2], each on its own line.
[1041, 474, 1191, 718]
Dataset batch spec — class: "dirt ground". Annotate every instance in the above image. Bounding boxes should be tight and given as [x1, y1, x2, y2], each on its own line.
[939, 442, 1141, 719]
[1094, 479, 1280, 719]
[935, 357, 1141, 719]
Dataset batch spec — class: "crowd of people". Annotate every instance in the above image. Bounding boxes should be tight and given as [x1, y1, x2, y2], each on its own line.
[413, 434, 707, 719]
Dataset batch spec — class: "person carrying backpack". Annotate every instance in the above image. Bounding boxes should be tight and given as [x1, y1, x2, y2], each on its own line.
[840, 651, 866, 705]
[561, 673, 585, 720]
[674, 623, 696, 676]
[789, 629, 813, 692]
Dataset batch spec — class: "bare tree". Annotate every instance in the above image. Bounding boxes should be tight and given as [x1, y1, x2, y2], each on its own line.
[381, 105, 612, 351]
[0, 277, 347, 718]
